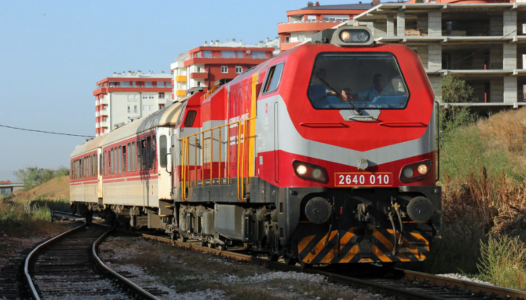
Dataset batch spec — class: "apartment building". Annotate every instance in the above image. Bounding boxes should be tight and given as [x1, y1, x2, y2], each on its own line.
[93, 71, 172, 136]
[354, 1, 526, 108]
[278, 1, 379, 51]
[171, 39, 277, 100]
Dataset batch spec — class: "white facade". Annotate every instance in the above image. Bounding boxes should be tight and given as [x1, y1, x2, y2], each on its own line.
[94, 71, 173, 137]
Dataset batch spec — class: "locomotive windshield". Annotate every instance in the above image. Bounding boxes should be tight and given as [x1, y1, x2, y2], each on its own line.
[308, 53, 409, 110]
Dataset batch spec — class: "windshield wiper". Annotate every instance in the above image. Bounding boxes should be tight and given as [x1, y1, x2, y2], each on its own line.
[316, 74, 362, 115]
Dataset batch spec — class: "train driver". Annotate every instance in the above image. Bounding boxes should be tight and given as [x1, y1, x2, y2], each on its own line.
[355, 74, 396, 101]
[341, 88, 353, 102]
[308, 68, 329, 103]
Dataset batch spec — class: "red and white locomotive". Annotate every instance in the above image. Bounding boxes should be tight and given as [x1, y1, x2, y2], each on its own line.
[71, 26, 441, 265]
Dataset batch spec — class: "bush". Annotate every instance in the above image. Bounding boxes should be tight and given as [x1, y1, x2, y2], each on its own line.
[439, 74, 477, 135]
[477, 235, 526, 290]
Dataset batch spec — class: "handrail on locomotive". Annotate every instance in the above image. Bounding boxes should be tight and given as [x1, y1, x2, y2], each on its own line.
[178, 117, 257, 203]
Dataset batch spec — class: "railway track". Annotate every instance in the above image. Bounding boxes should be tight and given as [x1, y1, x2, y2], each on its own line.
[24, 220, 166, 299]
[141, 233, 526, 300]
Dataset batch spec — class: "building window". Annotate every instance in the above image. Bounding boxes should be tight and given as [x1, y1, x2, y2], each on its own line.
[127, 105, 130, 113]
[149, 105, 154, 111]
[307, 15, 317, 21]
[135, 94, 139, 101]
[252, 51, 266, 59]
[159, 93, 165, 99]
[145, 82, 152, 88]
[203, 50, 212, 58]
[121, 81, 130, 87]
[166, 81, 172, 88]
[323, 15, 349, 21]
[143, 95, 148, 99]
[235, 66, 243, 73]
[132, 81, 136, 87]
[157, 81, 164, 87]
[221, 66, 228, 73]
[127, 95, 134, 102]
[149, 95, 154, 99]
[134, 105, 137, 113]
[236, 51, 244, 58]
[143, 105, 148, 111]
[221, 51, 235, 58]
[159, 104, 165, 110]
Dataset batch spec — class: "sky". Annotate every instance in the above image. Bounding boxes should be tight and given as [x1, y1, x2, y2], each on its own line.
[0, 0, 364, 182]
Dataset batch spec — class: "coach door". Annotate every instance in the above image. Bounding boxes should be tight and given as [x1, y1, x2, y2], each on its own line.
[158, 128, 172, 200]
[97, 149, 103, 200]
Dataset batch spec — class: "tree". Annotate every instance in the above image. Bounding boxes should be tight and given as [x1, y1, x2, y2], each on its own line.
[13, 166, 70, 190]
[439, 74, 477, 134]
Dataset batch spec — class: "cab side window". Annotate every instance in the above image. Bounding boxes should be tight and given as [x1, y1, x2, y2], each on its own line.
[262, 63, 284, 94]
[184, 111, 197, 127]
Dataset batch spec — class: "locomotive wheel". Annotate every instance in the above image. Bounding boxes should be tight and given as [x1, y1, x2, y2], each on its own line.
[269, 253, 279, 262]
[284, 256, 297, 266]
[300, 262, 311, 270]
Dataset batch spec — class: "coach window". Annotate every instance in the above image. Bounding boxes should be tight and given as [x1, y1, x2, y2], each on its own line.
[141, 139, 147, 170]
[122, 145, 127, 173]
[160, 135, 167, 168]
[146, 137, 152, 170]
[100, 154, 103, 176]
[262, 62, 284, 94]
[132, 142, 136, 171]
[117, 146, 122, 174]
[110, 148, 115, 175]
[151, 136, 156, 170]
[127, 143, 131, 172]
[184, 111, 197, 127]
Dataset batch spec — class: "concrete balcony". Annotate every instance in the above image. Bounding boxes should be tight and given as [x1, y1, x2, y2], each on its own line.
[175, 75, 187, 82]
[190, 72, 208, 79]
[100, 98, 109, 105]
[96, 111, 100, 117]
[277, 20, 340, 34]
[176, 90, 186, 97]
[100, 119, 109, 127]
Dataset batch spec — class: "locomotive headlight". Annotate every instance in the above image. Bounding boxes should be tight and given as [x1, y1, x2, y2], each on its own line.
[417, 164, 428, 175]
[400, 160, 433, 182]
[403, 168, 414, 178]
[297, 164, 308, 176]
[293, 161, 327, 183]
[312, 168, 323, 179]
[340, 31, 351, 42]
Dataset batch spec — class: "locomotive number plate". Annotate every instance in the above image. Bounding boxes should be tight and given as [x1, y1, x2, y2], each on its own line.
[335, 172, 393, 187]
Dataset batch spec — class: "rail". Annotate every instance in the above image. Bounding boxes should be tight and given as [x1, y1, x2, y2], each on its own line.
[178, 117, 256, 202]
[24, 223, 86, 300]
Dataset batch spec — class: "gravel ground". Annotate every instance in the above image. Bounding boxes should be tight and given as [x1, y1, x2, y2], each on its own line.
[437, 273, 493, 285]
[99, 236, 393, 300]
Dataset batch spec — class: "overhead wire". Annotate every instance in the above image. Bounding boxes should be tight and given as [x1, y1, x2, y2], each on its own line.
[0, 124, 93, 138]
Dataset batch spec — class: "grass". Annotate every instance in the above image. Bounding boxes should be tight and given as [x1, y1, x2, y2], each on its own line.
[406, 108, 526, 288]
[477, 235, 526, 290]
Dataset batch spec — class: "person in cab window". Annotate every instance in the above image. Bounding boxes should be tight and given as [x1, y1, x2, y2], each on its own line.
[308, 68, 329, 103]
[356, 74, 396, 101]
[342, 88, 354, 102]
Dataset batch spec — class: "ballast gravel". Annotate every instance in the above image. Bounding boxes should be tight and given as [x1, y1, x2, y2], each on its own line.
[437, 273, 493, 285]
[99, 236, 392, 300]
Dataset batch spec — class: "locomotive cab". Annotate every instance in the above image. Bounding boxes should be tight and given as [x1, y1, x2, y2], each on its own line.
[258, 26, 442, 265]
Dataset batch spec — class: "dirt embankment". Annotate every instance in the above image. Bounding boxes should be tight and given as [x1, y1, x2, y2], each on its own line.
[9, 176, 70, 203]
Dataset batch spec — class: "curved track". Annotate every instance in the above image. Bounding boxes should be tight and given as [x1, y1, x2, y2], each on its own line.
[141, 233, 526, 300]
[24, 220, 164, 299]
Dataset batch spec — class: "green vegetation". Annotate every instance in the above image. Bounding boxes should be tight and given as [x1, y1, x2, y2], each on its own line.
[478, 235, 526, 290]
[14, 166, 69, 190]
[410, 75, 526, 288]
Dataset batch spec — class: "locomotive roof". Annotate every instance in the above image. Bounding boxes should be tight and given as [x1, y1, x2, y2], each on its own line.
[101, 100, 186, 147]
